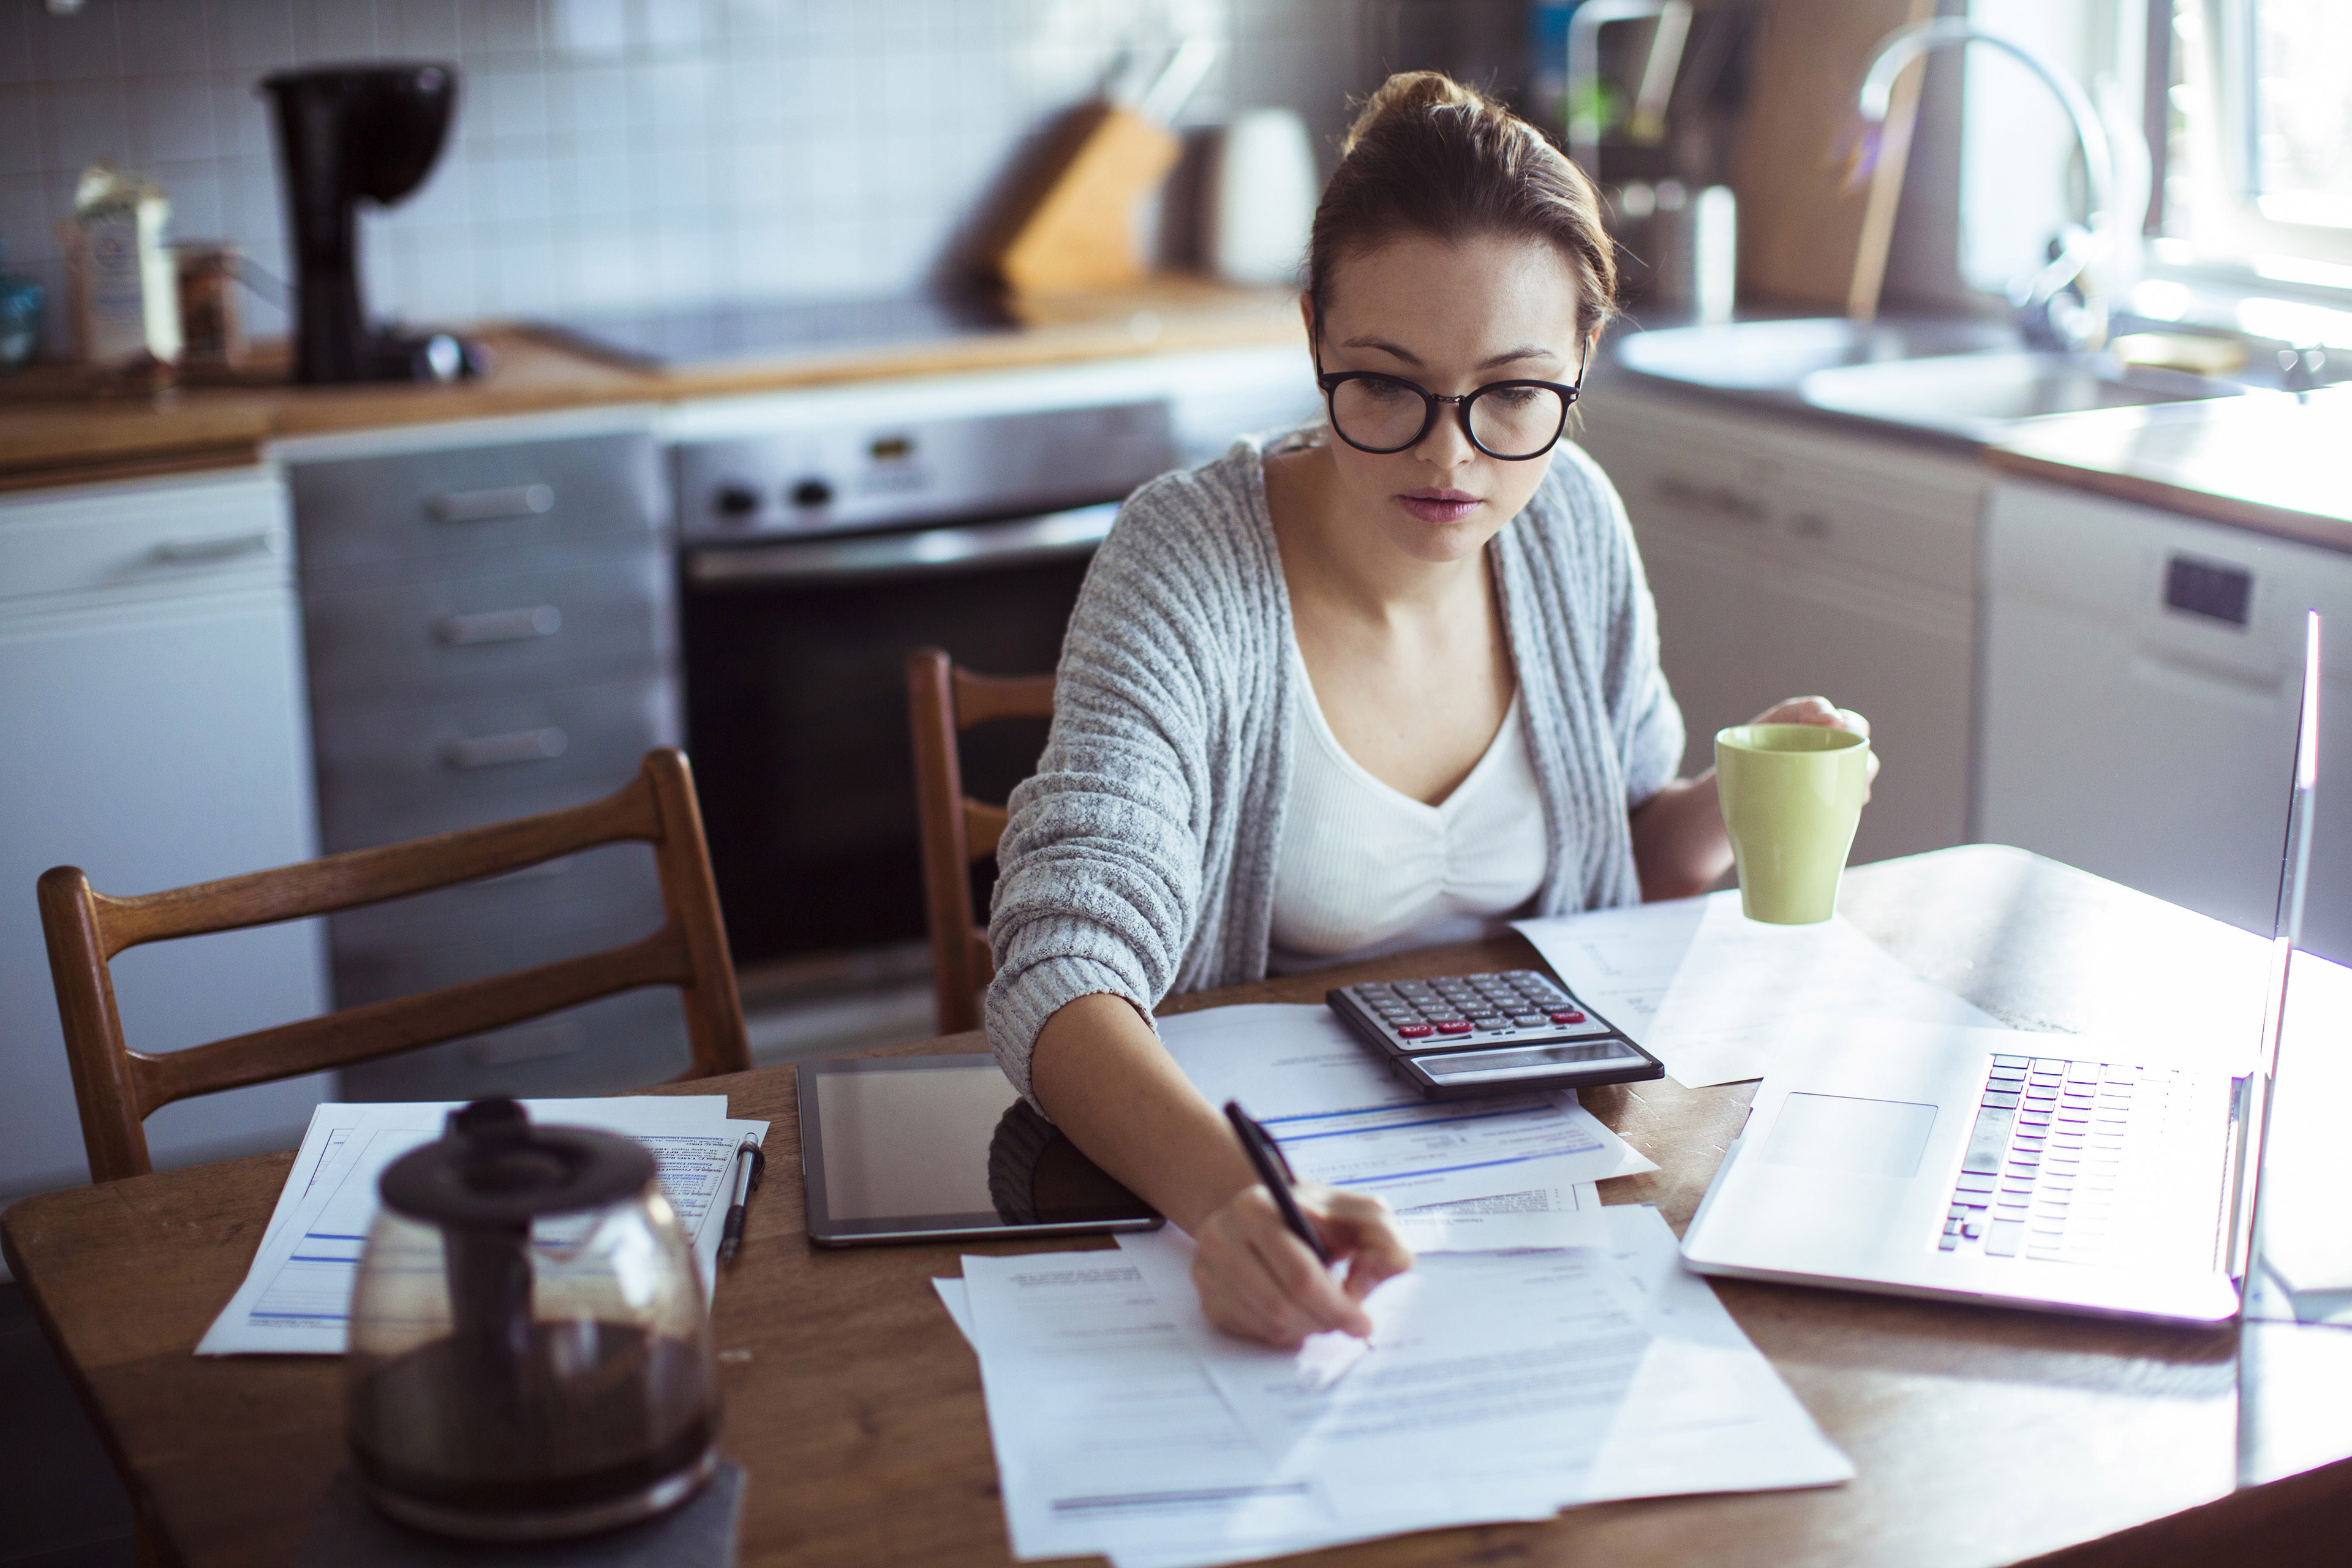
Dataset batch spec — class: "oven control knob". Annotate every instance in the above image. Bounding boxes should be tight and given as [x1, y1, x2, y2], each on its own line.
[712, 483, 761, 521]
[790, 478, 834, 509]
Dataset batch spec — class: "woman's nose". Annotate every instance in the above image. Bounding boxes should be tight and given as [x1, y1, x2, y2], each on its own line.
[1411, 404, 1478, 467]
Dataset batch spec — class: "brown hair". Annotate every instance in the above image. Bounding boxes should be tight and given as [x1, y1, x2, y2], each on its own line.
[1305, 72, 1616, 345]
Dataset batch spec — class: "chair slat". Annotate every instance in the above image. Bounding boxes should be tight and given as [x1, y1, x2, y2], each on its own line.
[952, 669, 1057, 730]
[963, 801, 1010, 861]
[131, 922, 695, 1115]
[96, 782, 654, 957]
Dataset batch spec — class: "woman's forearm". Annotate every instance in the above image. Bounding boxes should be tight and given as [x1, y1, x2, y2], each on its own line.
[1027, 992, 1261, 1232]
[1629, 772, 1733, 902]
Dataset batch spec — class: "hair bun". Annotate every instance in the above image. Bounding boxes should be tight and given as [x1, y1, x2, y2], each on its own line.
[1341, 70, 1483, 154]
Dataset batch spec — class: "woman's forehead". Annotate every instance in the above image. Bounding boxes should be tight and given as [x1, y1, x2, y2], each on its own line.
[1320, 232, 1585, 364]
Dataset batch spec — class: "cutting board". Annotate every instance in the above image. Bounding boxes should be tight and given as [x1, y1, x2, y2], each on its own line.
[1732, 0, 1936, 312]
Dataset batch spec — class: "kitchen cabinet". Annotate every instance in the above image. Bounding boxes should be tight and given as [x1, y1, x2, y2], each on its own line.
[0, 467, 330, 1215]
[284, 412, 687, 1102]
[1575, 388, 1983, 866]
[1978, 478, 2352, 962]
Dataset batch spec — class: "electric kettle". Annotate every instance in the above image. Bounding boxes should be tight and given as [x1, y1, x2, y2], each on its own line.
[345, 1099, 719, 1540]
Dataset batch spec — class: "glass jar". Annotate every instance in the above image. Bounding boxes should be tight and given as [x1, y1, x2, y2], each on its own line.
[345, 1099, 719, 1540]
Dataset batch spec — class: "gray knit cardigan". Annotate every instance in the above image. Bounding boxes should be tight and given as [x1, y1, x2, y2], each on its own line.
[983, 434, 1685, 1102]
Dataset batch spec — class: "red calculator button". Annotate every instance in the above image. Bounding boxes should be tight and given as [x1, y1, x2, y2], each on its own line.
[1396, 1023, 1434, 1039]
[1549, 1009, 1588, 1025]
[1435, 1020, 1473, 1035]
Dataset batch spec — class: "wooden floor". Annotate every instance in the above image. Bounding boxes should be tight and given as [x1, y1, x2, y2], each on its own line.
[0, 1282, 132, 1568]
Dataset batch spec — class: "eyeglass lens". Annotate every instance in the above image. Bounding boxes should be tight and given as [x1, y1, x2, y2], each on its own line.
[1328, 377, 1567, 459]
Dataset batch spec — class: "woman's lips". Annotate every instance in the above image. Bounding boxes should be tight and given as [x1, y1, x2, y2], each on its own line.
[1396, 488, 1480, 524]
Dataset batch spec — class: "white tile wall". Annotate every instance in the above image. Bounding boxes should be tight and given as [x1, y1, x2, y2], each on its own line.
[0, 0, 1382, 358]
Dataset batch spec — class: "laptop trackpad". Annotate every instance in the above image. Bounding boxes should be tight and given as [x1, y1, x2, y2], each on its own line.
[1760, 1093, 1937, 1178]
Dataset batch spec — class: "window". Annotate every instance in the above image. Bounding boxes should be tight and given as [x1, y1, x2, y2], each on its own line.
[2159, 0, 2352, 283]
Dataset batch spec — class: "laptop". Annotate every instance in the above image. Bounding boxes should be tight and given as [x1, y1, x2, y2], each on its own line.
[1681, 611, 2321, 1324]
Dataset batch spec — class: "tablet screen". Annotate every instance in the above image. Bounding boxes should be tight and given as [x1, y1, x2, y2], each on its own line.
[797, 1055, 1159, 1245]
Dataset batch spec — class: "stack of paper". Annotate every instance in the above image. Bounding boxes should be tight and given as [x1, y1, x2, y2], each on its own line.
[198, 1096, 767, 1356]
[936, 1206, 1852, 1566]
[1156, 1005, 1655, 1249]
[926, 1000, 1846, 1563]
[1515, 889, 2000, 1087]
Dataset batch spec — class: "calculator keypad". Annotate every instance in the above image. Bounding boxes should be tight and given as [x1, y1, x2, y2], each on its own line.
[1344, 971, 1615, 1047]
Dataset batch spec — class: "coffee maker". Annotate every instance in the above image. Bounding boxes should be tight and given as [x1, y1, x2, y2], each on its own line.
[262, 64, 486, 385]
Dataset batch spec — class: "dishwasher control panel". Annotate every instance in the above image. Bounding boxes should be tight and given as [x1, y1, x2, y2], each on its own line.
[674, 401, 1175, 543]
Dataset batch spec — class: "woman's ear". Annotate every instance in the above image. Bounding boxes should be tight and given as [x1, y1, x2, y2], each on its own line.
[1298, 294, 1316, 345]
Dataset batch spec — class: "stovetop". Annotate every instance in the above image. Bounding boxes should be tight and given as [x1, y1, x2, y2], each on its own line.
[531, 288, 1017, 370]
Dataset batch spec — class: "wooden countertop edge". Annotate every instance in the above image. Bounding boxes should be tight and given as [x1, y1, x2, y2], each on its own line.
[0, 289, 1303, 489]
[1985, 447, 2352, 555]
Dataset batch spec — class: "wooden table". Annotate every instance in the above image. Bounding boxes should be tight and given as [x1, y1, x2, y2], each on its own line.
[7, 845, 2351, 1567]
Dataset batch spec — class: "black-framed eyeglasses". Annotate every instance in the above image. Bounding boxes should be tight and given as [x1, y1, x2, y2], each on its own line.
[1313, 344, 1586, 461]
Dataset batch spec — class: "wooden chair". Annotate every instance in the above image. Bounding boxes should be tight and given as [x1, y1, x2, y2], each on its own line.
[38, 747, 748, 1184]
[907, 648, 1057, 1034]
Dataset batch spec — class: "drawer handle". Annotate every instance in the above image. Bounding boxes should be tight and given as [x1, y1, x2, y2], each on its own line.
[1653, 476, 1768, 524]
[434, 605, 563, 646]
[151, 529, 285, 564]
[426, 483, 555, 524]
[442, 726, 568, 770]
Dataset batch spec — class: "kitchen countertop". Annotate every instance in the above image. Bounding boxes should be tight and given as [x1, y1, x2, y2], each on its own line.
[1985, 386, 2352, 554]
[0, 276, 1300, 492]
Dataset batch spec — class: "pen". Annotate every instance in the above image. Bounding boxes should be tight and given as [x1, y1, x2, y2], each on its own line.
[718, 1136, 765, 1264]
[1224, 1100, 1330, 1266]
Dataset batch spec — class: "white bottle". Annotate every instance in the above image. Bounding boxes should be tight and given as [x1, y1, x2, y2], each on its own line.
[1206, 109, 1321, 290]
[64, 165, 182, 371]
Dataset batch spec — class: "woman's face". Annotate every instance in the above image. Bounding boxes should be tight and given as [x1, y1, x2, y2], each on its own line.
[1310, 230, 1589, 567]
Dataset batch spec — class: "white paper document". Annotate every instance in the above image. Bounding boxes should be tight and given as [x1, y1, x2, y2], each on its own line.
[1156, 1005, 1656, 1210]
[942, 1203, 1851, 1568]
[1118, 1227, 1653, 1524]
[198, 1096, 766, 1356]
[1515, 891, 1997, 1087]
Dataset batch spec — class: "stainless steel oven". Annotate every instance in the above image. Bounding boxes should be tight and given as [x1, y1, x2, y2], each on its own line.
[677, 401, 1176, 976]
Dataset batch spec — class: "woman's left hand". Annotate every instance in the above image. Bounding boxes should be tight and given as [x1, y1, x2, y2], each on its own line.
[1747, 696, 1880, 800]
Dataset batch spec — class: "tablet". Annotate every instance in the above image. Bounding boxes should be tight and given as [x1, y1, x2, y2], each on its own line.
[796, 1054, 1163, 1246]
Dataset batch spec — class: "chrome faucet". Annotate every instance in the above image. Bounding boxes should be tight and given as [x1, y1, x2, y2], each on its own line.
[1856, 20, 2116, 353]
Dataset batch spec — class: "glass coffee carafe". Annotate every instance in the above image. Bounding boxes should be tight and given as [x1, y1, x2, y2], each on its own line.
[345, 1099, 719, 1540]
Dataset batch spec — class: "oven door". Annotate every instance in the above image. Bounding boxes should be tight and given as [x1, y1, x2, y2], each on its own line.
[681, 502, 1114, 973]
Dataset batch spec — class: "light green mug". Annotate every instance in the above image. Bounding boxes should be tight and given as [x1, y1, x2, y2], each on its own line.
[1714, 723, 1871, 924]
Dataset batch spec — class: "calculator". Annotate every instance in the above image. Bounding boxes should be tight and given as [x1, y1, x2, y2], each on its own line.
[1325, 970, 1665, 1101]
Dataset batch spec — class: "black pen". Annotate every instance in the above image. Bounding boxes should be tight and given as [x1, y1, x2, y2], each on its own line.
[1224, 1100, 1331, 1265]
[718, 1136, 765, 1264]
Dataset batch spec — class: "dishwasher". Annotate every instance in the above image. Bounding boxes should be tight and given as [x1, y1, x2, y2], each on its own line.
[1977, 477, 2351, 963]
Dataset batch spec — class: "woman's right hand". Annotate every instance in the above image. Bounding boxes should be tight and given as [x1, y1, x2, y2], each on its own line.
[1188, 1182, 1415, 1349]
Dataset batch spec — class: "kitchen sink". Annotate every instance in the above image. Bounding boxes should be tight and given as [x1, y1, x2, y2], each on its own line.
[1610, 317, 2247, 443]
[1798, 352, 2245, 440]
[1613, 316, 2021, 391]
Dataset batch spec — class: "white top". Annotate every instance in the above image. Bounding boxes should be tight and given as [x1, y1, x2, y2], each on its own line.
[1267, 644, 1550, 974]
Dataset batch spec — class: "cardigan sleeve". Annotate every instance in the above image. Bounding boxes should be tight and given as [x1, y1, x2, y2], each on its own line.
[982, 470, 1227, 1105]
[1553, 442, 1687, 807]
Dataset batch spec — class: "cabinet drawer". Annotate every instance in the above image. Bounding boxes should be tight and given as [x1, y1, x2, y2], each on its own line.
[303, 548, 673, 702]
[290, 432, 663, 579]
[328, 838, 665, 958]
[339, 987, 691, 1102]
[312, 674, 679, 850]
[0, 467, 293, 607]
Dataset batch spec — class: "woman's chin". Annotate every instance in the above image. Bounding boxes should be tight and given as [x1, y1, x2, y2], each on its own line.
[1382, 514, 1492, 564]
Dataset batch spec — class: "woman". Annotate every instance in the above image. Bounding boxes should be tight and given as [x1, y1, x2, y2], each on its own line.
[985, 72, 1870, 1348]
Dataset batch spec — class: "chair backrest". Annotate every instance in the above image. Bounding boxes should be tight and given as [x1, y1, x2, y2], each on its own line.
[906, 648, 1057, 1035]
[38, 748, 749, 1183]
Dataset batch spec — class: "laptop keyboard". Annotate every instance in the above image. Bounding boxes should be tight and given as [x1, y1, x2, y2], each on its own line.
[1941, 1053, 2188, 1265]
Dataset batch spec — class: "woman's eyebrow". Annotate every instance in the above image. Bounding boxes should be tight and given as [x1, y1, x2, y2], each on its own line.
[1336, 337, 1560, 371]
[1477, 345, 1558, 369]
